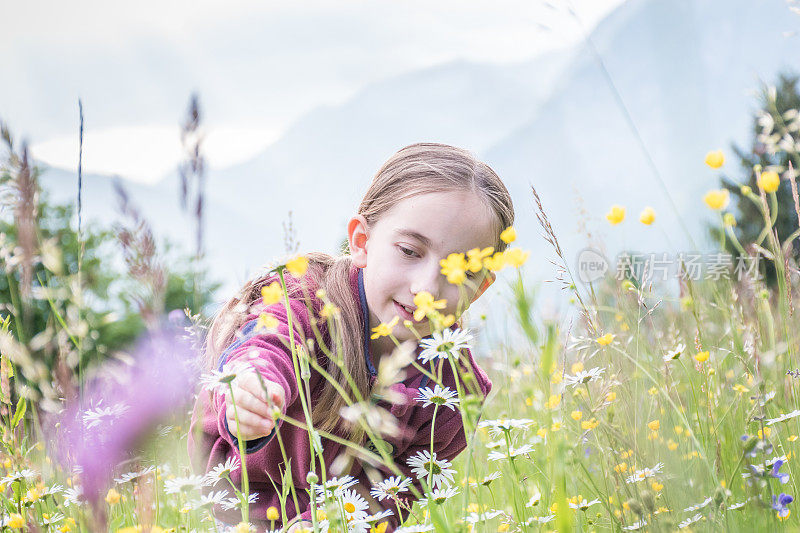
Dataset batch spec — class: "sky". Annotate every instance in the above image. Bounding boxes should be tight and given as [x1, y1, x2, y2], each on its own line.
[3, 0, 627, 184]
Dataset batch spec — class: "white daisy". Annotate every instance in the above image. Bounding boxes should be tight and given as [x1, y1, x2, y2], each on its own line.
[465, 509, 507, 524]
[569, 497, 601, 511]
[352, 509, 394, 526]
[406, 450, 456, 489]
[114, 465, 156, 485]
[662, 343, 686, 362]
[563, 367, 605, 388]
[164, 475, 206, 494]
[415, 385, 460, 411]
[395, 525, 434, 533]
[370, 476, 412, 501]
[339, 487, 370, 522]
[525, 491, 542, 508]
[83, 402, 130, 429]
[727, 500, 747, 511]
[205, 456, 241, 486]
[193, 490, 230, 509]
[625, 462, 664, 484]
[0, 469, 38, 485]
[682, 496, 712, 512]
[63, 487, 85, 507]
[314, 475, 359, 500]
[487, 444, 535, 461]
[622, 520, 648, 531]
[419, 486, 460, 506]
[477, 418, 534, 437]
[221, 492, 259, 510]
[767, 409, 800, 425]
[41, 513, 65, 525]
[469, 471, 502, 487]
[200, 360, 256, 394]
[418, 328, 473, 364]
[678, 512, 703, 528]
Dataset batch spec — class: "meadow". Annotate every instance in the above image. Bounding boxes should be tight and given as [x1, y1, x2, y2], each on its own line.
[1, 116, 799, 533]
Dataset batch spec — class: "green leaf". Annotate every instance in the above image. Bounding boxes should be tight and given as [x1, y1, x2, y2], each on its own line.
[11, 397, 25, 429]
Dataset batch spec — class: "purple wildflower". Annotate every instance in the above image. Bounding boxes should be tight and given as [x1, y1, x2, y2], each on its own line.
[49, 325, 200, 505]
[772, 493, 793, 518]
[771, 460, 790, 484]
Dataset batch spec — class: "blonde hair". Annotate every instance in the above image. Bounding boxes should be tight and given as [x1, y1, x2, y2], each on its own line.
[204, 142, 514, 439]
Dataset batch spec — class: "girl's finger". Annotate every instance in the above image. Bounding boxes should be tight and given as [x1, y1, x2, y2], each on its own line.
[232, 387, 272, 419]
[242, 374, 286, 409]
[226, 405, 273, 434]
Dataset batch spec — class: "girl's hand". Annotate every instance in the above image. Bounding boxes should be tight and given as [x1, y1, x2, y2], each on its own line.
[225, 371, 285, 441]
[286, 520, 313, 532]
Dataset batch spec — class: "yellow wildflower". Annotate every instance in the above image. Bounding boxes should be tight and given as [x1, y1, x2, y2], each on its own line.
[105, 488, 121, 506]
[639, 206, 656, 225]
[503, 248, 530, 267]
[255, 313, 279, 332]
[234, 523, 252, 533]
[732, 383, 749, 393]
[703, 189, 730, 210]
[261, 282, 282, 305]
[440, 252, 468, 285]
[497, 522, 510, 532]
[371, 316, 399, 339]
[551, 421, 563, 432]
[285, 255, 309, 278]
[571, 361, 584, 373]
[371, 523, 389, 533]
[704, 150, 725, 168]
[545, 394, 561, 409]
[758, 170, 780, 193]
[581, 418, 599, 431]
[412, 292, 446, 321]
[758, 427, 772, 439]
[571, 410, 583, 421]
[651, 481, 664, 492]
[605, 205, 626, 225]
[500, 226, 517, 244]
[266, 507, 280, 521]
[667, 439, 678, 451]
[648, 387, 658, 396]
[595, 333, 614, 346]
[320, 302, 339, 319]
[466, 247, 494, 273]
[483, 251, 506, 271]
[614, 462, 627, 473]
[648, 420, 660, 431]
[790, 435, 798, 442]
[694, 351, 710, 363]
[606, 391, 617, 402]
[8, 514, 24, 528]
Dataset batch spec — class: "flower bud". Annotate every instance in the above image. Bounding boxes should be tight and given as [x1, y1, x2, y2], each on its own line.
[306, 471, 319, 484]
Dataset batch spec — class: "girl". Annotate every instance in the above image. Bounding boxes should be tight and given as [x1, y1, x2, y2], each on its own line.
[190, 143, 515, 532]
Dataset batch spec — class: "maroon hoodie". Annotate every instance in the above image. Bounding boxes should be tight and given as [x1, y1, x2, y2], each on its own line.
[189, 263, 491, 531]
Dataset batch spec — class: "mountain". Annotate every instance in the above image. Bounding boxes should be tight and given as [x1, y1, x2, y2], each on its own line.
[33, 0, 800, 302]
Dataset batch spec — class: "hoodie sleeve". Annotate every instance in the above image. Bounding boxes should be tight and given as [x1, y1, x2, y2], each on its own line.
[211, 295, 316, 456]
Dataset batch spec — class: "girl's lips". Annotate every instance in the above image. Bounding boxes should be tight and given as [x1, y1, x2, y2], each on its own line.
[393, 300, 416, 321]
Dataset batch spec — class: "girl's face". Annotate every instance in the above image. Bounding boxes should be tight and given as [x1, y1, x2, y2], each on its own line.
[348, 190, 498, 355]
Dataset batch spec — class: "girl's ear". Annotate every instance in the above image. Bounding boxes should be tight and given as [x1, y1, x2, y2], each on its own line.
[470, 272, 496, 303]
[347, 215, 369, 268]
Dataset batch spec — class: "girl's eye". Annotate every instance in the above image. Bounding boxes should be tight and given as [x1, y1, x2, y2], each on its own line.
[398, 246, 419, 258]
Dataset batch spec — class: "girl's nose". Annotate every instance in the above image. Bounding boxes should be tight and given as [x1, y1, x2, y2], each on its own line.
[409, 262, 443, 299]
